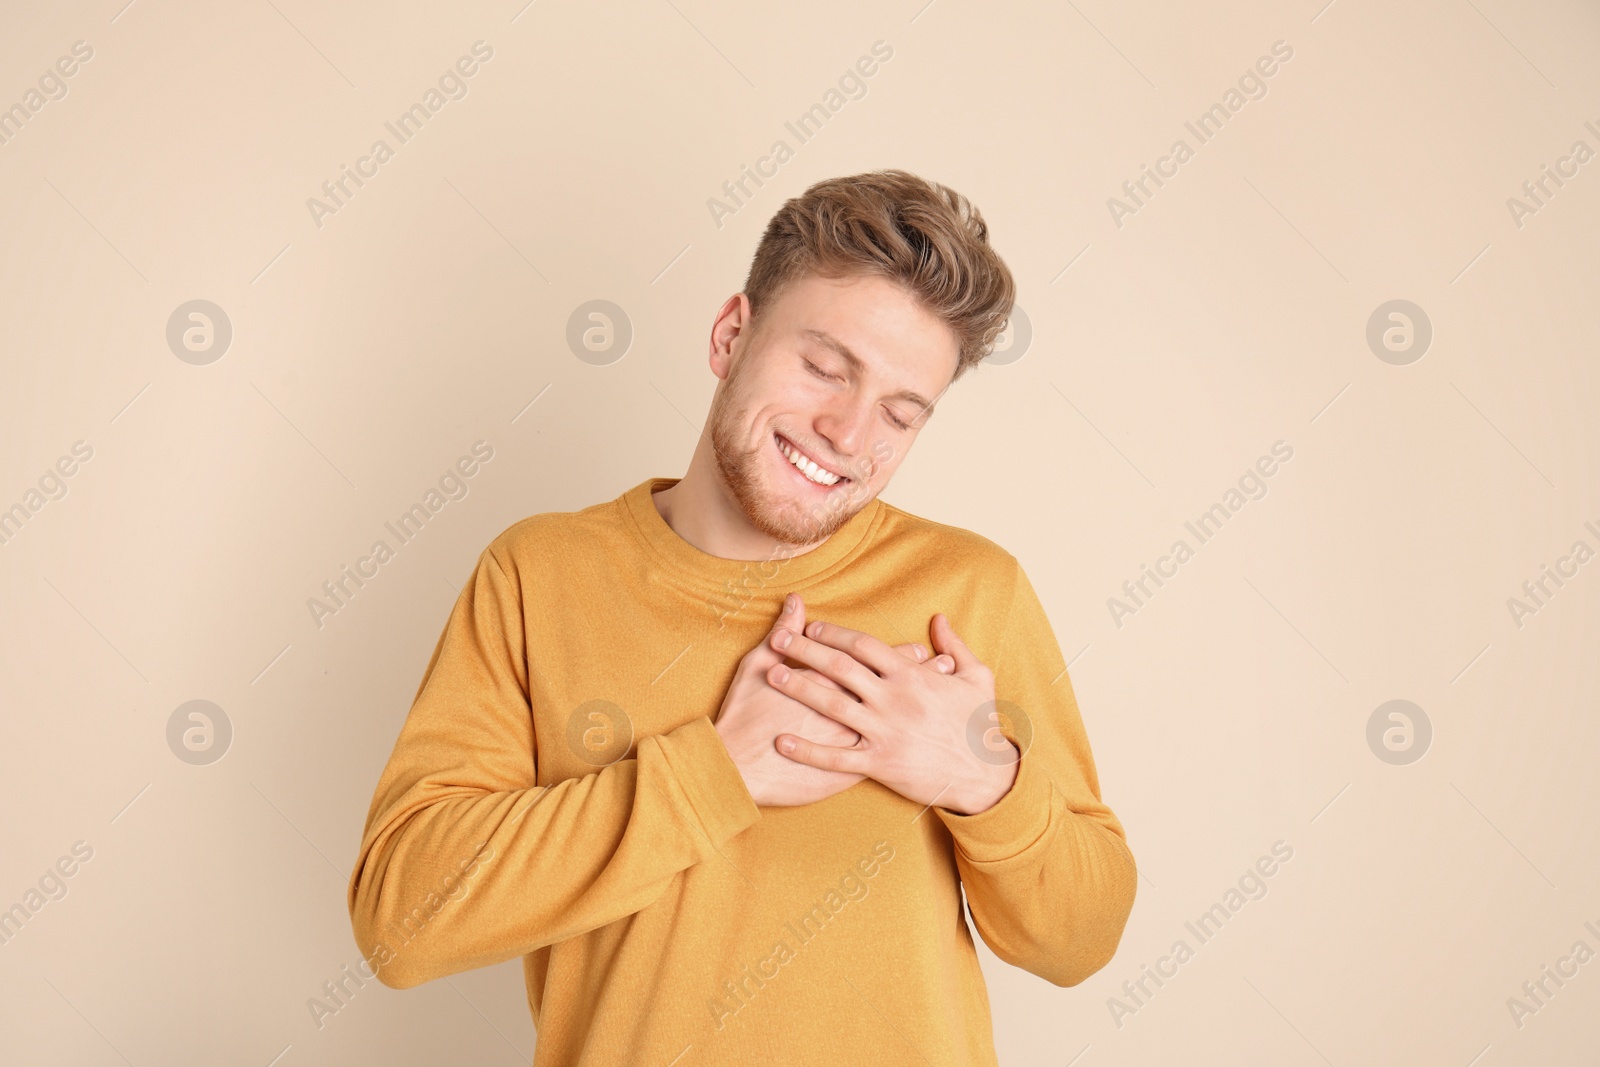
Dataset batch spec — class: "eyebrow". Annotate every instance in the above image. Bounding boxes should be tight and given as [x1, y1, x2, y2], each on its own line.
[799, 328, 940, 416]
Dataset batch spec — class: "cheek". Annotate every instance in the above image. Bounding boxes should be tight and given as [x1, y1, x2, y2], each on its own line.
[749, 366, 821, 409]
[767, 384, 834, 429]
[792, 376, 834, 405]
[876, 429, 910, 460]
[862, 438, 909, 480]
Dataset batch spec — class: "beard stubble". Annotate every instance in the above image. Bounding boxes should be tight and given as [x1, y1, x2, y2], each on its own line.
[706, 361, 874, 550]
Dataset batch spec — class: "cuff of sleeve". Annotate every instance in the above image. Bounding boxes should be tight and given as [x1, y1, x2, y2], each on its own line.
[658, 716, 761, 846]
[936, 748, 1055, 864]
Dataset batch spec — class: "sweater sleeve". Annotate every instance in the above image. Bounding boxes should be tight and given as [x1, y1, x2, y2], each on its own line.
[935, 560, 1137, 987]
[347, 543, 761, 989]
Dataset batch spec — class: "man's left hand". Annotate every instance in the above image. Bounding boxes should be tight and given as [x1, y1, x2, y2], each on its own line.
[765, 601, 1019, 815]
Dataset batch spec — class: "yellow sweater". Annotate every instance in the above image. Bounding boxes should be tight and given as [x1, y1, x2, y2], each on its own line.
[348, 477, 1136, 1066]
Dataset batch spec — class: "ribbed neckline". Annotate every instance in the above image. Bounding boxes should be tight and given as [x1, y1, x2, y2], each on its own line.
[619, 477, 887, 593]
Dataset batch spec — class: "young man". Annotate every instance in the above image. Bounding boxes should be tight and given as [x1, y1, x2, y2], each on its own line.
[348, 170, 1136, 1065]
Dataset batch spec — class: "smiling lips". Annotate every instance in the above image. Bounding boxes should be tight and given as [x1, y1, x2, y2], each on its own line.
[774, 433, 848, 487]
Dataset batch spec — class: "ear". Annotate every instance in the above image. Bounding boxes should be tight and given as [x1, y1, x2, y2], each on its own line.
[709, 292, 754, 381]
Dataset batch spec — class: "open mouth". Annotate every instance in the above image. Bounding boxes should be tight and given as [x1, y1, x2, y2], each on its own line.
[773, 432, 851, 489]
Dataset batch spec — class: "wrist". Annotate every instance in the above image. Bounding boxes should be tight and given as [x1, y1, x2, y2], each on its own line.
[945, 759, 1019, 816]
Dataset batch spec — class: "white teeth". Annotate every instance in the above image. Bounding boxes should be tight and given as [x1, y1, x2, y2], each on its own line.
[777, 437, 842, 486]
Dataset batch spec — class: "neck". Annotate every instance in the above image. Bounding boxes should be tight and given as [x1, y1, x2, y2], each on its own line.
[652, 433, 828, 561]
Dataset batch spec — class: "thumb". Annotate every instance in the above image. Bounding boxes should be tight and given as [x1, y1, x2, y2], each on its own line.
[749, 593, 804, 671]
[777, 593, 806, 634]
[930, 613, 979, 674]
[765, 593, 805, 653]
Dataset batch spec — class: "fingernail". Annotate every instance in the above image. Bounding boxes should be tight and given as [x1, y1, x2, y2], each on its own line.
[784, 593, 797, 613]
[772, 628, 792, 650]
[771, 665, 790, 684]
[777, 736, 796, 754]
[806, 621, 822, 637]
[914, 644, 927, 661]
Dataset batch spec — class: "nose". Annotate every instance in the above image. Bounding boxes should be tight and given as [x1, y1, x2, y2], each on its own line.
[813, 395, 873, 463]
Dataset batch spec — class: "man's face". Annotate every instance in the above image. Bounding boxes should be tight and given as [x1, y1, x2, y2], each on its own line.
[705, 272, 961, 547]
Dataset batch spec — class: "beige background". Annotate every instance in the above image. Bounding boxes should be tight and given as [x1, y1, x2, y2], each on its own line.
[2, 0, 1597, 1064]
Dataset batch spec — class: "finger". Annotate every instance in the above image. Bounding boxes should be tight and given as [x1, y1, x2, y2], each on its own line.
[794, 666, 860, 698]
[774, 732, 872, 776]
[930, 613, 982, 674]
[773, 628, 881, 701]
[756, 593, 806, 668]
[892, 641, 952, 673]
[802, 619, 906, 678]
[777, 593, 806, 636]
[768, 661, 871, 734]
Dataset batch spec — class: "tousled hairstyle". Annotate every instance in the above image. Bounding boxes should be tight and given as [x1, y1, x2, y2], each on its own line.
[742, 169, 1016, 382]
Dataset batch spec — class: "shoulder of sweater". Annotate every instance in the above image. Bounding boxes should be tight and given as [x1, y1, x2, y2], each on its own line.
[873, 498, 1020, 579]
[479, 495, 628, 569]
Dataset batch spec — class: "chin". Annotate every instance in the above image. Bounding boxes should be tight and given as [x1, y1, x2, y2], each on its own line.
[709, 397, 879, 546]
[721, 442, 871, 548]
[763, 477, 881, 547]
[761, 429, 880, 543]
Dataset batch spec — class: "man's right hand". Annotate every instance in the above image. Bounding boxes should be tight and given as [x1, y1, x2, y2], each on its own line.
[714, 593, 945, 807]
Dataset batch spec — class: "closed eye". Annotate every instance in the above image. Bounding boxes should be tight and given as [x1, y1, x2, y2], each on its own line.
[803, 359, 839, 382]
[805, 355, 913, 430]
[812, 356, 915, 428]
